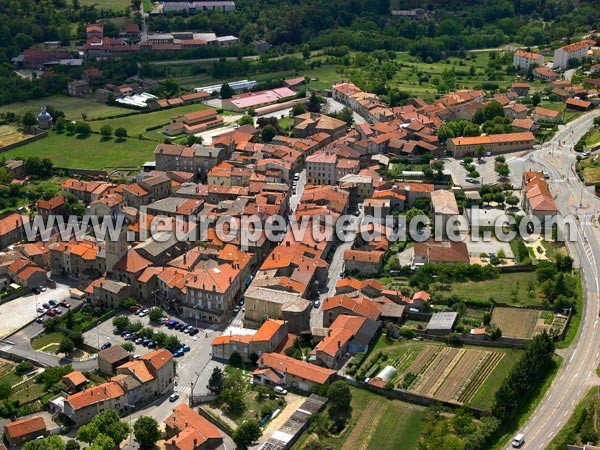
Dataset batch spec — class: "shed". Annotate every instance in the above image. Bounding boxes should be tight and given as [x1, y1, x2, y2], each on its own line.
[426, 312, 458, 335]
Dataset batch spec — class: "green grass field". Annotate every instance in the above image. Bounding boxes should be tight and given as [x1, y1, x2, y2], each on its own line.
[448, 271, 545, 305]
[31, 331, 64, 350]
[293, 386, 424, 450]
[90, 103, 209, 138]
[79, 0, 129, 12]
[0, 95, 129, 121]
[2, 131, 157, 169]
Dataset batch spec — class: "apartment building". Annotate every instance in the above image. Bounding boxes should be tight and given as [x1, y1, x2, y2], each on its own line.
[513, 49, 544, 71]
[553, 39, 596, 70]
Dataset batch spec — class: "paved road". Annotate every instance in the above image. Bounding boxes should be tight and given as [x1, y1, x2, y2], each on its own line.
[504, 109, 600, 449]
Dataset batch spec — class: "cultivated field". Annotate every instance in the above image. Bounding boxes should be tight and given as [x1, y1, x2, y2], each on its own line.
[390, 345, 504, 404]
[293, 386, 424, 450]
[491, 307, 567, 339]
[0, 125, 29, 148]
[362, 338, 523, 410]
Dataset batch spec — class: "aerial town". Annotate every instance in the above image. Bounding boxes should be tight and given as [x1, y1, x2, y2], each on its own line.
[0, 1, 599, 450]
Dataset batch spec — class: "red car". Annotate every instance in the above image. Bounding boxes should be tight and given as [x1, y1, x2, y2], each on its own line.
[59, 301, 71, 308]
[45, 309, 56, 317]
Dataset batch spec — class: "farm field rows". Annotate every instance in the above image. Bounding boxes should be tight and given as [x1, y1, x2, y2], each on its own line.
[363, 338, 523, 410]
[391, 345, 504, 404]
[491, 307, 567, 339]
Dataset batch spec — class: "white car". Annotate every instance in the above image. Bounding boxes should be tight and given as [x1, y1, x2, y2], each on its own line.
[138, 309, 149, 317]
[274, 386, 287, 395]
[169, 393, 179, 402]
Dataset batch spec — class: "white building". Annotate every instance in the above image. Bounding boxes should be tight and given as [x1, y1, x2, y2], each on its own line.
[513, 50, 544, 72]
[553, 39, 596, 70]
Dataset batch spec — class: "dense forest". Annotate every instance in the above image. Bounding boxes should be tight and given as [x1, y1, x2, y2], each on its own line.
[0, 0, 598, 105]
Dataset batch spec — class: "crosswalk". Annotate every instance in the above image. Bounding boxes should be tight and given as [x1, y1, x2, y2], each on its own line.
[230, 317, 243, 327]
[174, 385, 191, 395]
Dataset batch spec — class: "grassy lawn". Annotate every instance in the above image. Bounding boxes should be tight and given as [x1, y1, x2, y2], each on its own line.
[293, 386, 424, 450]
[10, 380, 46, 403]
[584, 127, 600, 147]
[447, 271, 545, 305]
[31, 331, 65, 351]
[90, 103, 209, 138]
[468, 348, 523, 410]
[578, 154, 600, 183]
[2, 131, 157, 170]
[79, 0, 130, 12]
[0, 95, 129, 121]
[556, 271, 583, 349]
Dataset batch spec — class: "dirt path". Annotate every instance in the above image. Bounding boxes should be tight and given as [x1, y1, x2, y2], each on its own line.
[343, 400, 385, 450]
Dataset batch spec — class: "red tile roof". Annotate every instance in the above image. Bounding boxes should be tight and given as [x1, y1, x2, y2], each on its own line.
[4, 416, 46, 439]
[257, 352, 336, 385]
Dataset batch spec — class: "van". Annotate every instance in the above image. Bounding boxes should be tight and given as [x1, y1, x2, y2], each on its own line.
[511, 433, 525, 448]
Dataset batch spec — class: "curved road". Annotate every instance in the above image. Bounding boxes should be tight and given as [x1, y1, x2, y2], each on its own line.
[505, 109, 600, 449]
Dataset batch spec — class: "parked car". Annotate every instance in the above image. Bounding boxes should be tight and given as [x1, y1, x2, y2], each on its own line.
[59, 301, 71, 308]
[169, 393, 179, 402]
[183, 326, 193, 334]
[53, 308, 62, 315]
[123, 333, 134, 340]
[121, 330, 130, 337]
[48, 300, 58, 306]
[130, 305, 141, 313]
[35, 317, 44, 324]
[113, 328, 122, 335]
[32, 287, 41, 294]
[180, 344, 191, 352]
[38, 286, 47, 292]
[174, 350, 184, 357]
[148, 341, 157, 348]
[234, 306, 241, 313]
[45, 309, 55, 317]
[100, 342, 112, 350]
[313, 300, 320, 308]
[274, 386, 287, 395]
[142, 338, 151, 346]
[189, 328, 199, 336]
[159, 317, 168, 324]
[37, 307, 45, 313]
[135, 337, 144, 344]
[138, 309, 149, 317]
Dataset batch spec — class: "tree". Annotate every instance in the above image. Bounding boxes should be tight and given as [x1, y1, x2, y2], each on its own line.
[469, 170, 480, 179]
[113, 316, 131, 330]
[306, 91, 321, 113]
[22, 110, 37, 132]
[148, 307, 164, 322]
[0, 382, 11, 400]
[302, 44, 311, 59]
[187, 135, 202, 146]
[475, 144, 486, 160]
[221, 387, 245, 412]
[220, 83, 235, 99]
[65, 440, 80, 450]
[115, 128, 127, 140]
[165, 335, 181, 349]
[339, 107, 354, 126]
[496, 163, 510, 177]
[207, 366, 224, 394]
[506, 195, 519, 206]
[134, 416, 161, 449]
[71, 331, 83, 347]
[532, 93, 541, 106]
[23, 436, 65, 450]
[238, 115, 254, 126]
[100, 125, 113, 139]
[327, 380, 351, 412]
[59, 336, 75, 354]
[88, 434, 115, 450]
[291, 103, 307, 116]
[66, 121, 76, 134]
[233, 420, 262, 448]
[76, 122, 91, 137]
[54, 117, 66, 133]
[261, 124, 277, 142]
[121, 342, 135, 352]
[483, 100, 505, 121]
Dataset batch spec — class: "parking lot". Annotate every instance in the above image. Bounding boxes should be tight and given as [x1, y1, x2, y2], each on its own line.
[82, 307, 229, 396]
[445, 157, 500, 187]
[0, 281, 73, 339]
